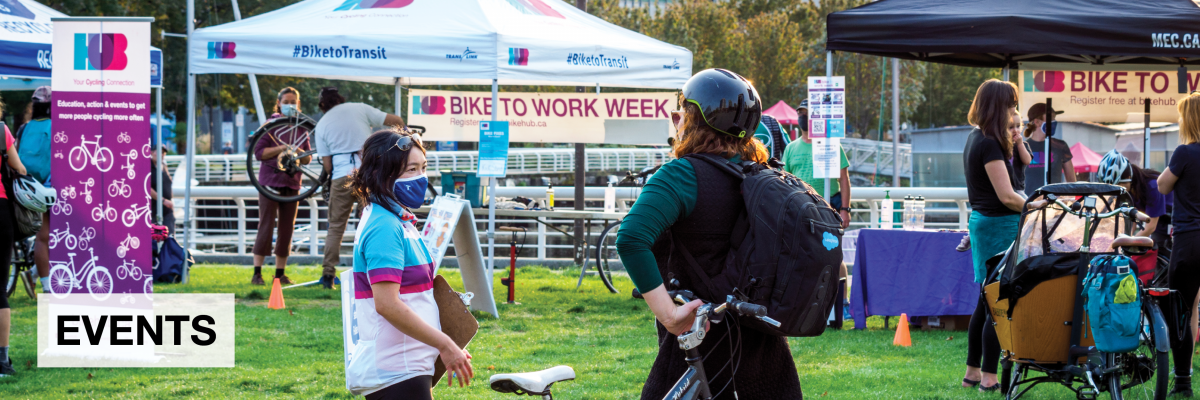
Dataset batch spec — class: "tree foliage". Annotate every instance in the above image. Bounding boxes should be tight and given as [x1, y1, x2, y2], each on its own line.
[0, 0, 1006, 151]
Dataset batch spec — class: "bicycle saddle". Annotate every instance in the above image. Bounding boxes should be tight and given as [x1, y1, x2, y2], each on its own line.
[1111, 235, 1154, 249]
[490, 365, 575, 395]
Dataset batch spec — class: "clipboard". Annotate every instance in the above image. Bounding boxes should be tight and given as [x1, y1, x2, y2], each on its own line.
[431, 274, 479, 386]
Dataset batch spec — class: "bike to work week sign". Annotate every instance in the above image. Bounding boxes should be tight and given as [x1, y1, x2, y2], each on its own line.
[50, 18, 153, 300]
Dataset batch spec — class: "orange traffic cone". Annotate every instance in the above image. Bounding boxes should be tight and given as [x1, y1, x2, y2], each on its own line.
[268, 278, 286, 310]
[893, 313, 912, 347]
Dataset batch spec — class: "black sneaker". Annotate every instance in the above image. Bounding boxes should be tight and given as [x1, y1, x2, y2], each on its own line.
[1171, 376, 1194, 398]
[320, 275, 335, 290]
[0, 358, 16, 377]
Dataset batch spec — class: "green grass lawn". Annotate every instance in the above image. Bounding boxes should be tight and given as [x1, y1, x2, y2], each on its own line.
[0, 264, 1176, 399]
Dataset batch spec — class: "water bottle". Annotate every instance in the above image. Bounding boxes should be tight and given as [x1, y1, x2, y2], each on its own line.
[903, 195, 914, 230]
[880, 190, 893, 230]
[916, 196, 927, 230]
[604, 183, 616, 213]
[546, 184, 555, 211]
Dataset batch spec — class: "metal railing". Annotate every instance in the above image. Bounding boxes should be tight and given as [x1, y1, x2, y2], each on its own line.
[163, 147, 671, 182]
[173, 185, 970, 263]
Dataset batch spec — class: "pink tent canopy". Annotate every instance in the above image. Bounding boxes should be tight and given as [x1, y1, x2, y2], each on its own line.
[1070, 142, 1104, 173]
[763, 100, 799, 125]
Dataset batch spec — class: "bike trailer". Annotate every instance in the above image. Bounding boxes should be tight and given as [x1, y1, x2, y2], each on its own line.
[1083, 255, 1142, 353]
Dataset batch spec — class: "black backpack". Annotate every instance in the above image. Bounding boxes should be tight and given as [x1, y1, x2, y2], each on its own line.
[674, 153, 844, 337]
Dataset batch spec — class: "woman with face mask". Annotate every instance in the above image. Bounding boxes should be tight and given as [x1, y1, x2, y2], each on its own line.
[249, 87, 313, 285]
[344, 128, 472, 399]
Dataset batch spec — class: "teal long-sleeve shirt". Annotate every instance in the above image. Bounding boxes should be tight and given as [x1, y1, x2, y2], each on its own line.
[615, 158, 699, 294]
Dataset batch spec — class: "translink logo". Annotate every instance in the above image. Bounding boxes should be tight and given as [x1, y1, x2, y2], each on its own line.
[73, 33, 128, 71]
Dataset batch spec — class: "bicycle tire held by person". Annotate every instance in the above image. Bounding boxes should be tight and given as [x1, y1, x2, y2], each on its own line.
[960, 79, 1026, 392]
[344, 129, 472, 400]
[616, 69, 803, 400]
[313, 87, 405, 289]
[1156, 92, 1200, 397]
[250, 87, 312, 286]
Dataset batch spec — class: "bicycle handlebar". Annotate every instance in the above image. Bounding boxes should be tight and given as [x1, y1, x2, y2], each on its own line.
[1032, 194, 1145, 221]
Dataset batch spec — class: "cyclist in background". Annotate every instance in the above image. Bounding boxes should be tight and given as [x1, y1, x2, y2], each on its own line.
[15, 87, 53, 294]
[616, 69, 803, 399]
[249, 87, 311, 286]
[781, 99, 852, 229]
[314, 87, 404, 289]
[0, 97, 31, 377]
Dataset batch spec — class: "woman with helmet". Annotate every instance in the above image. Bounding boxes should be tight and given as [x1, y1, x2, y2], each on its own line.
[1097, 150, 1166, 239]
[616, 69, 803, 399]
[0, 98, 31, 377]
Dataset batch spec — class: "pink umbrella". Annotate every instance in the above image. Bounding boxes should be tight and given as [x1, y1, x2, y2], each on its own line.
[1069, 142, 1104, 173]
[763, 100, 799, 125]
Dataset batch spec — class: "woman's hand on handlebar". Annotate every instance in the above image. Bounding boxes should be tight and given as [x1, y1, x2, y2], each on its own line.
[641, 285, 704, 335]
[438, 345, 474, 388]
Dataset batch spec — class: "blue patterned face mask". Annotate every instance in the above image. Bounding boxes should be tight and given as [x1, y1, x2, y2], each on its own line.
[393, 175, 428, 208]
[281, 104, 299, 117]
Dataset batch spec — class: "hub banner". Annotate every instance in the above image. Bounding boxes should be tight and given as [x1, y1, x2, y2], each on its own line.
[50, 18, 153, 300]
[407, 89, 675, 144]
[1019, 70, 1200, 123]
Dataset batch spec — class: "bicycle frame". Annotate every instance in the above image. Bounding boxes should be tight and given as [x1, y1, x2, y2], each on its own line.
[663, 347, 712, 400]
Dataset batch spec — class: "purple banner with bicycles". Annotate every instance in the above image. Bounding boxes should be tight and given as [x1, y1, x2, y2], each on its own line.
[49, 19, 153, 299]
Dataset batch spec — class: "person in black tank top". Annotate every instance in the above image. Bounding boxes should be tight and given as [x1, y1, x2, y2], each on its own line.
[616, 69, 803, 399]
[1157, 92, 1200, 397]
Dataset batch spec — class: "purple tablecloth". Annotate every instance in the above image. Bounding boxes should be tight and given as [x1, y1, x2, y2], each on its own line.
[850, 229, 977, 329]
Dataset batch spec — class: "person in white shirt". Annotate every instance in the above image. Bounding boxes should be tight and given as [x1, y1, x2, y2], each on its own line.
[314, 87, 404, 288]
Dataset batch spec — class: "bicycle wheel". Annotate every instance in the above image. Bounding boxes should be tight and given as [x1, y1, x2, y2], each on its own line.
[593, 220, 621, 294]
[1006, 364, 1026, 400]
[1111, 301, 1169, 400]
[87, 267, 112, 301]
[95, 147, 114, 172]
[68, 146, 88, 171]
[247, 116, 329, 203]
[5, 257, 16, 298]
[48, 265, 72, 299]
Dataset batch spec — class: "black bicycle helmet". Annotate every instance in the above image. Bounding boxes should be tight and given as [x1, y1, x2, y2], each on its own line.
[681, 69, 762, 138]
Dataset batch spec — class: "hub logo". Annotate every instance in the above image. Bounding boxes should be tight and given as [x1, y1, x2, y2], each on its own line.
[503, 0, 564, 18]
[446, 47, 477, 62]
[412, 96, 446, 115]
[334, 0, 413, 11]
[73, 33, 128, 71]
[207, 42, 237, 59]
[663, 59, 680, 70]
[1024, 70, 1066, 92]
[508, 48, 529, 66]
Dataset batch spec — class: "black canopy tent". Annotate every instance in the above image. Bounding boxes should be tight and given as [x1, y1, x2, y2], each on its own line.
[827, 0, 1200, 177]
[827, 0, 1200, 69]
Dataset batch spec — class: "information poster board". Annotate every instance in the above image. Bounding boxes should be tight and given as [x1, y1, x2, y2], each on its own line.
[420, 195, 467, 270]
[50, 18, 153, 298]
[807, 76, 846, 139]
[812, 137, 842, 179]
[478, 120, 509, 177]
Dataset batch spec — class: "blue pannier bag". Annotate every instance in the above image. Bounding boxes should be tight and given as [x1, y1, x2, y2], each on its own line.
[1083, 255, 1142, 353]
[154, 236, 192, 283]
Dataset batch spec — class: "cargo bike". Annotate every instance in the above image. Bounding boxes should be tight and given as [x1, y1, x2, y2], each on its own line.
[984, 183, 1175, 400]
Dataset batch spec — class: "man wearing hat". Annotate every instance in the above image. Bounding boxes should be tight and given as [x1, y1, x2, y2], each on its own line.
[15, 87, 54, 294]
[782, 99, 852, 229]
[1023, 103, 1075, 196]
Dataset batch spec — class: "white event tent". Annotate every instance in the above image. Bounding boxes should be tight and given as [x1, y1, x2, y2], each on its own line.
[187, 0, 693, 316]
[1, 0, 163, 90]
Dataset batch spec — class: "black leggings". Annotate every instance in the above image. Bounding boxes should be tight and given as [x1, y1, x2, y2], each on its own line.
[365, 375, 432, 400]
[965, 288, 1001, 374]
[1165, 231, 1200, 376]
[0, 199, 13, 310]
